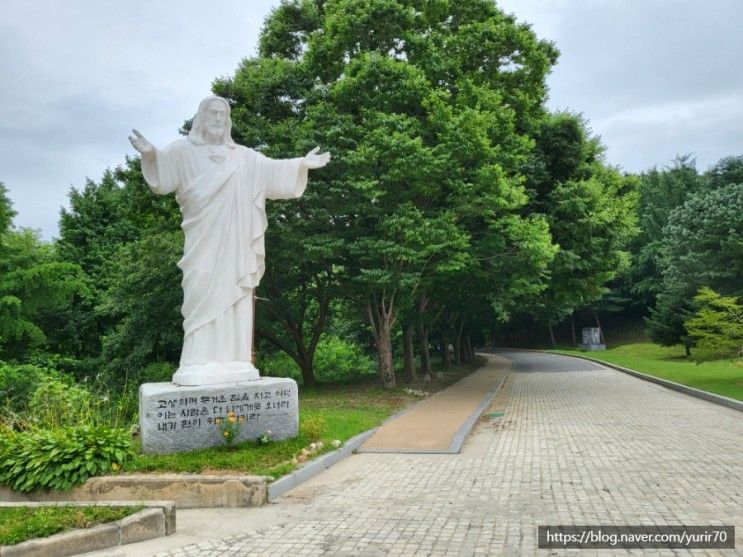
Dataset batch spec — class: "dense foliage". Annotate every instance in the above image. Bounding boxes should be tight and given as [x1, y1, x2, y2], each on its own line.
[0, 425, 133, 492]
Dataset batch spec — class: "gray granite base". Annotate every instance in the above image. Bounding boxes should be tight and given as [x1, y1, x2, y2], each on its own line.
[139, 377, 298, 454]
[579, 343, 607, 351]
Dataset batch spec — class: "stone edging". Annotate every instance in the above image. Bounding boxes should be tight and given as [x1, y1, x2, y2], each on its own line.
[268, 391, 450, 500]
[268, 358, 512, 498]
[0, 474, 269, 509]
[529, 349, 743, 413]
[0, 500, 175, 557]
[447, 362, 511, 453]
[268, 428, 376, 501]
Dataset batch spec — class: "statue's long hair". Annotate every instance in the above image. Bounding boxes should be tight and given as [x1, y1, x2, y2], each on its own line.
[188, 95, 236, 148]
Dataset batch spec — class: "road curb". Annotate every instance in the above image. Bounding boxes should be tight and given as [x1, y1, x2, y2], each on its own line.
[0, 501, 175, 557]
[531, 350, 743, 413]
[448, 364, 511, 453]
[268, 428, 376, 502]
[269, 359, 506, 497]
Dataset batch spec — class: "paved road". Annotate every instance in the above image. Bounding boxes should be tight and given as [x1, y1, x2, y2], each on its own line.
[96, 351, 742, 556]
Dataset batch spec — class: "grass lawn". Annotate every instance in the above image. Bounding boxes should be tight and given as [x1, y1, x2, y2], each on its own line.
[125, 360, 482, 478]
[553, 343, 743, 401]
[0, 505, 143, 546]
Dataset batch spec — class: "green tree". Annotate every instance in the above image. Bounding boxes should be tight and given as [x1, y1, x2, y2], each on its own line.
[99, 232, 183, 383]
[646, 183, 743, 350]
[56, 158, 181, 369]
[629, 156, 701, 307]
[0, 186, 86, 360]
[704, 155, 743, 190]
[216, 0, 559, 387]
[684, 287, 743, 359]
[521, 113, 638, 344]
[660, 183, 743, 299]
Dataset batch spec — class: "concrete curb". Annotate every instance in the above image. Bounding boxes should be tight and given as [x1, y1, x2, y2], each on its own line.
[0, 474, 269, 509]
[0, 501, 175, 557]
[447, 364, 511, 453]
[550, 351, 743, 413]
[267, 379, 474, 500]
[358, 356, 512, 455]
[268, 428, 376, 502]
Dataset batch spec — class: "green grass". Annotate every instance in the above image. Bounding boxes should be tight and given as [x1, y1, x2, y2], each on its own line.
[125, 361, 481, 478]
[553, 343, 743, 401]
[0, 505, 143, 546]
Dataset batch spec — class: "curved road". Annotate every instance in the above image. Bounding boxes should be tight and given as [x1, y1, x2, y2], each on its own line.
[90, 350, 743, 556]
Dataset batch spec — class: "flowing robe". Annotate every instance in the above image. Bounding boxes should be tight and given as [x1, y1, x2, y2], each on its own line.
[141, 138, 307, 385]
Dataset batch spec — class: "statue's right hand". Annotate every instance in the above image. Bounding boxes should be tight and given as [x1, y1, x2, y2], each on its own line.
[128, 129, 155, 156]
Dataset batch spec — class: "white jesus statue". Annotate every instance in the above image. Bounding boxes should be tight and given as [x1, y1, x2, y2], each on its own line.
[129, 95, 330, 386]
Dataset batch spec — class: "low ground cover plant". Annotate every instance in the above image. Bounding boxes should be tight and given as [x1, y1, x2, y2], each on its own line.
[0, 505, 143, 545]
[0, 425, 134, 492]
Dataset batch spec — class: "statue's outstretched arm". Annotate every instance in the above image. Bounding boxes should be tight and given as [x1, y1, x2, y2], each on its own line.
[129, 129, 156, 157]
[301, 146, 331, 170]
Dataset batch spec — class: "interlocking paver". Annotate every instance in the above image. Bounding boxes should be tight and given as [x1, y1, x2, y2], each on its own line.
[160, 353, 742, 556]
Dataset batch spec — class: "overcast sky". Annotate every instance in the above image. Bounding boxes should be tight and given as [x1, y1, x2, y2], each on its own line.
[2, 1, 742, 240]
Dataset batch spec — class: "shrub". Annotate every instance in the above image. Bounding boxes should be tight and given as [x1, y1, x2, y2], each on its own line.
[685, 287, 743, 359]
[28, 377, 99, 429]
[136, 362, 177, 384]
[301, 415, 326, 441]
[256, 351, 303, 382]
[313, 336, 376, 383]
[0, 425, 134, 492]
[258, 336, 376, 385]
[0, 363, 46, 414]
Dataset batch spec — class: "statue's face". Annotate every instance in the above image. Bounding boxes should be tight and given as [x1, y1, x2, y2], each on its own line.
[204, 100, 228, 140]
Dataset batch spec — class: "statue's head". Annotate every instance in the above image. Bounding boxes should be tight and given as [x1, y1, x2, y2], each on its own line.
[189, 95, 236, 148]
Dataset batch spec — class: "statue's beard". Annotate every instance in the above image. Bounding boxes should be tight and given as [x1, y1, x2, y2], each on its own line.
[206, 124, 225, 138]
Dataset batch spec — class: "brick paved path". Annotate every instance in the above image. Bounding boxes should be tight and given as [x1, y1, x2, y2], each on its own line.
[159, 353, 742, 556]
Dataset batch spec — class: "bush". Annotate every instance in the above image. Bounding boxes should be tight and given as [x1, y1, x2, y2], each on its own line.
[0, 425, 134, 492]
[313, 336, 376, 383]
[28, 377, 99, 429]
[0, 363, 46, 414]
[257, 351, 302, 382]
[301, 415, 326, 441]
[258, 336, 376, 385]
[685, 287, 743, 359]
[135, 362, 177, 384]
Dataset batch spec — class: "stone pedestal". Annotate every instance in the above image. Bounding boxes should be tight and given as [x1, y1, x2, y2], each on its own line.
[579, 327, 606, 351]
[139, 377, 298, 454]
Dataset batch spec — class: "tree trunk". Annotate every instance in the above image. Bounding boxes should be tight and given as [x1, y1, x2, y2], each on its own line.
[570, 313, 577, 346]
[440, 330, 451, 370]
[464, 335, 473, 362]
[453, 332, 462, 367]
[367, 300, 396, 389]
[376, 319, 395, 388]
[403, 325, 417, 383]
[548, 324, 557, 348]
[454, 318, 465, 366]
[299, 350, 316, 388]
[419, 325, 432, 382]
[592, 309, 605, 344]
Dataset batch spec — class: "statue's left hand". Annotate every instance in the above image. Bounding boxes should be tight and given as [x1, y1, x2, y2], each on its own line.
[302, 147, 331, 170]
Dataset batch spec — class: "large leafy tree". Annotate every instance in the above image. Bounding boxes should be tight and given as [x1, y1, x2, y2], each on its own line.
[99, 231, 183, 383]
[521, 113, 638, 344]
[628, 156, 701, 308]
[646, 183, 743, 351]
[0, 184, 87, 360]
[216, 0, 559, 387]
[55, 158, 182, 375]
